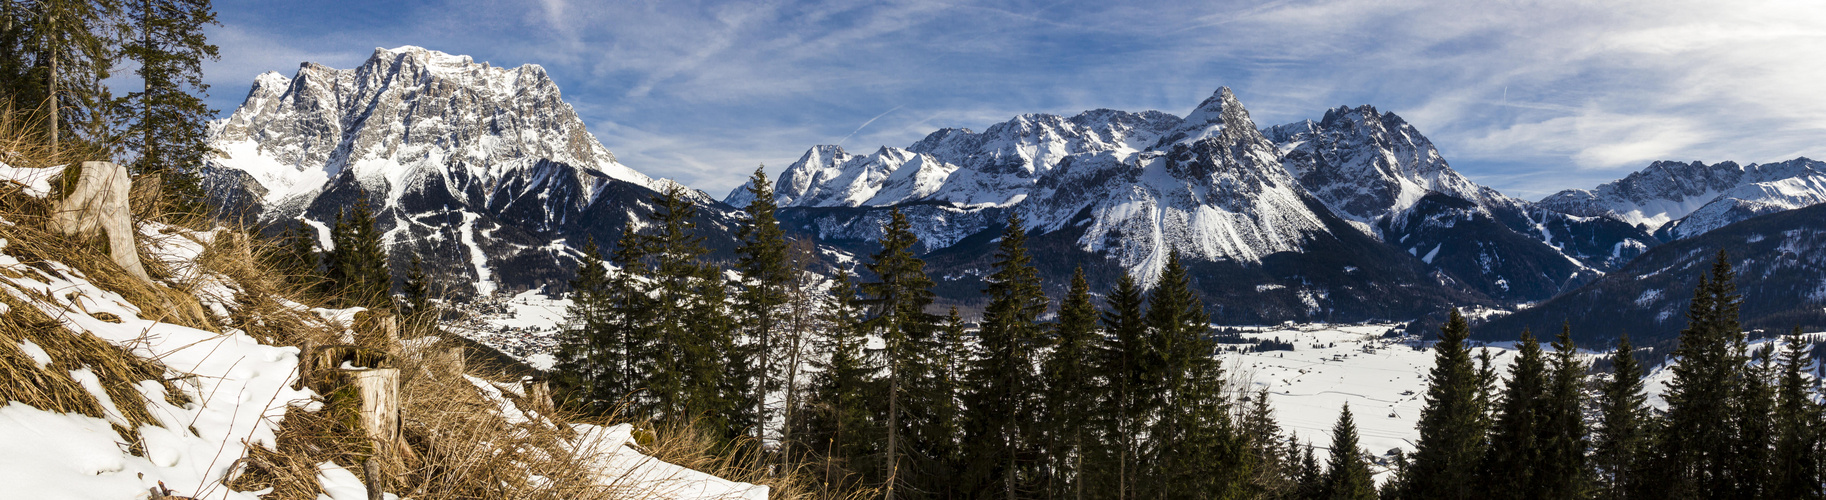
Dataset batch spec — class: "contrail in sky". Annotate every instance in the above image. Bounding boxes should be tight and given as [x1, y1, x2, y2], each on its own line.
[837, 105, 904, 147]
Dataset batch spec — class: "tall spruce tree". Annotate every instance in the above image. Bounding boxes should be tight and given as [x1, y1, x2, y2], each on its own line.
[1730, 344, 1776, 498]
[117, 0, 216, 206]
[1771, 326, 1823, 500]
[734, 165, 791, 442]
[922, 306, 969, 499]
[606, 227, 654, 415]
[1478, 329, 1548, 498]
[965, 213, 1049, 499]
[1322, 404, 1377, 500]
[553, 240, 611, 410]
[400, 255, 433, 328]
[1095, 271, 1148, 500]
[1593, 333, 1650, 500]
[641, 184, 737, 434]
[1399, 309, 1487, 500]
[801, 270, 876, 489]
[1145, 251, 1247, 496]
[1540, 324, 1591, 498]
[1652, 251, 1744, 498]
[1042, 267, 1100, 500]
[323, 192, 391, 309]
[859, 208, 939, 500]
[19, 0, 120, 155]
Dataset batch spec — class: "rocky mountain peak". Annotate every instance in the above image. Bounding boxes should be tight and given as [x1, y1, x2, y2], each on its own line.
[1156, 86, 1262, 148]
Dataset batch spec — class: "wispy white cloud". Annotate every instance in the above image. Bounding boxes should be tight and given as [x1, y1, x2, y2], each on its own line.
[203, 0, 1826, 198]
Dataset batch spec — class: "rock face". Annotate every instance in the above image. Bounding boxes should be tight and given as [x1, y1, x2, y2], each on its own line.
[205, 46, 739, 296]
[1538, 158, 1826, 234]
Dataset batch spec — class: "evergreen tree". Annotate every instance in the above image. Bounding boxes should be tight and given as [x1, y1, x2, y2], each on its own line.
[1042, 267, 1100, 500]
[1145, 251, 1248, 496]
[921, 306, 969, 499]
[323, 192, 391, 309]
[400, 254, 433, 328]
[965, 213, 1049, 498]
[640, 184, 737, 434]
[553, 240, 609, 410]
[1400, 309, 1487, 500]
[1322, 404, 1376, 500]
[801, 270, 876, 490]
[1478, 329, 1548, 498]
[1771, 326, 1823, 500]
[606, 227, 654, 414]
[1729, 343, 1776, 498]
[1652, 251, 1745, 498]
[858, 208, 939, 500]
[1296, 443, 1324, 500]
[116, 0, 216, 207]
[1094, 271, 1148, 500]
[733, 165, 791, 443]
[1240, 387, 1293, 497]
[272, 221, 319, 285]
[1540, 324, 1591, 498]
[17, 0, 120, 155]
[1593, 333, 1650, 500]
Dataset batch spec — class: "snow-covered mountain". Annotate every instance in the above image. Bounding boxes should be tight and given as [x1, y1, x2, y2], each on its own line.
[204, 46, 741, 296]
[1538, 158, 1826, 234]
[1483, 202, 1826, 343]
[1261, 105, 1656, 300]
[749, 93, 1655, 310]
[752, 88, 1482, 321]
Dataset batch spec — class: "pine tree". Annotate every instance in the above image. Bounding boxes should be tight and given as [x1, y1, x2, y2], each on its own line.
[116, 0, 216, 208]
[1145, 251, 1247, 496]
[1771, 326, 1823, 500]
[1297, 443, 1324, 500]
[1593, 333, 1649, 500]
[921, 307, 970, 499]
[606, 227, 654, 415]
[400, 254, 433, 329]
[733, 165, 791, 443]
[859, 208, 939, 500]
[1240, 387, 1293, 497]
[1042, 267, 1101, 500]
[1540, 324, 1591, 498]
[965, 213, 1049, 498]
[18, 0, 120, 156]
[1652, 251, 1744, 498]
[641, 184, 737, 434]
[553, 240, 612, 411]
[1729, 343, 1776, 498]
[1322, 404, 1376, 500]
[1479, 329, 1548, 498]
[1400, 309, 1487, 500]
[272, 221, 319, 286]
[323, 191, 391, 309]
[1095, 271, 1148, 500]
[801, 270, 876, 490]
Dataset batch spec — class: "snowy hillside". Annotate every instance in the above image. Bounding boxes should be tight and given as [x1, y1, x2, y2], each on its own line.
[0, 165, 766, 499]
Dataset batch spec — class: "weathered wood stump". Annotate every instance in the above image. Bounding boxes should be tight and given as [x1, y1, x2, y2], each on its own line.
[349, 368, 401, 446]
[52, 161, 150, 283]
[442, 346, 465, 376]
[521, 375, 552, 412]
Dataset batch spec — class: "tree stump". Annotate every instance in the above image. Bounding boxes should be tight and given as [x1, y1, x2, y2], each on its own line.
[349, 368, 401, 446]
[52, 161, 150, 283]
[521, 376, 552, 412]
[443, 347, 465, 376]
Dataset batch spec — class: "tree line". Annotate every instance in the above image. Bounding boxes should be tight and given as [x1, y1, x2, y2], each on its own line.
[555, 165, 1824, 500]
[2, 0, 220, 206]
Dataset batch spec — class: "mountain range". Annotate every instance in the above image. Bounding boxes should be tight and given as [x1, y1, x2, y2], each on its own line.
[203, 46, 1826, 340]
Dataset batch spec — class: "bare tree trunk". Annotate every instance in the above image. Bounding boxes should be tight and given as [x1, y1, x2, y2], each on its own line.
[49, 45, 58, 155]
[885, 363, 899, 500]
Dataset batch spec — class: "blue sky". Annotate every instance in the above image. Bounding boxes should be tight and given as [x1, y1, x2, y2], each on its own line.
[201, 0, 1826, 199]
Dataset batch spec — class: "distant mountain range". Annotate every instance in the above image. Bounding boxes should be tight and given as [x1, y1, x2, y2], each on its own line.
[202, 46, 1826, 340]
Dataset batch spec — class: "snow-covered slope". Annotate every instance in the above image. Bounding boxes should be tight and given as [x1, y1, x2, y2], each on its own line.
[204, 46, 742, 296]
[1539, 157, 1826, 233]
